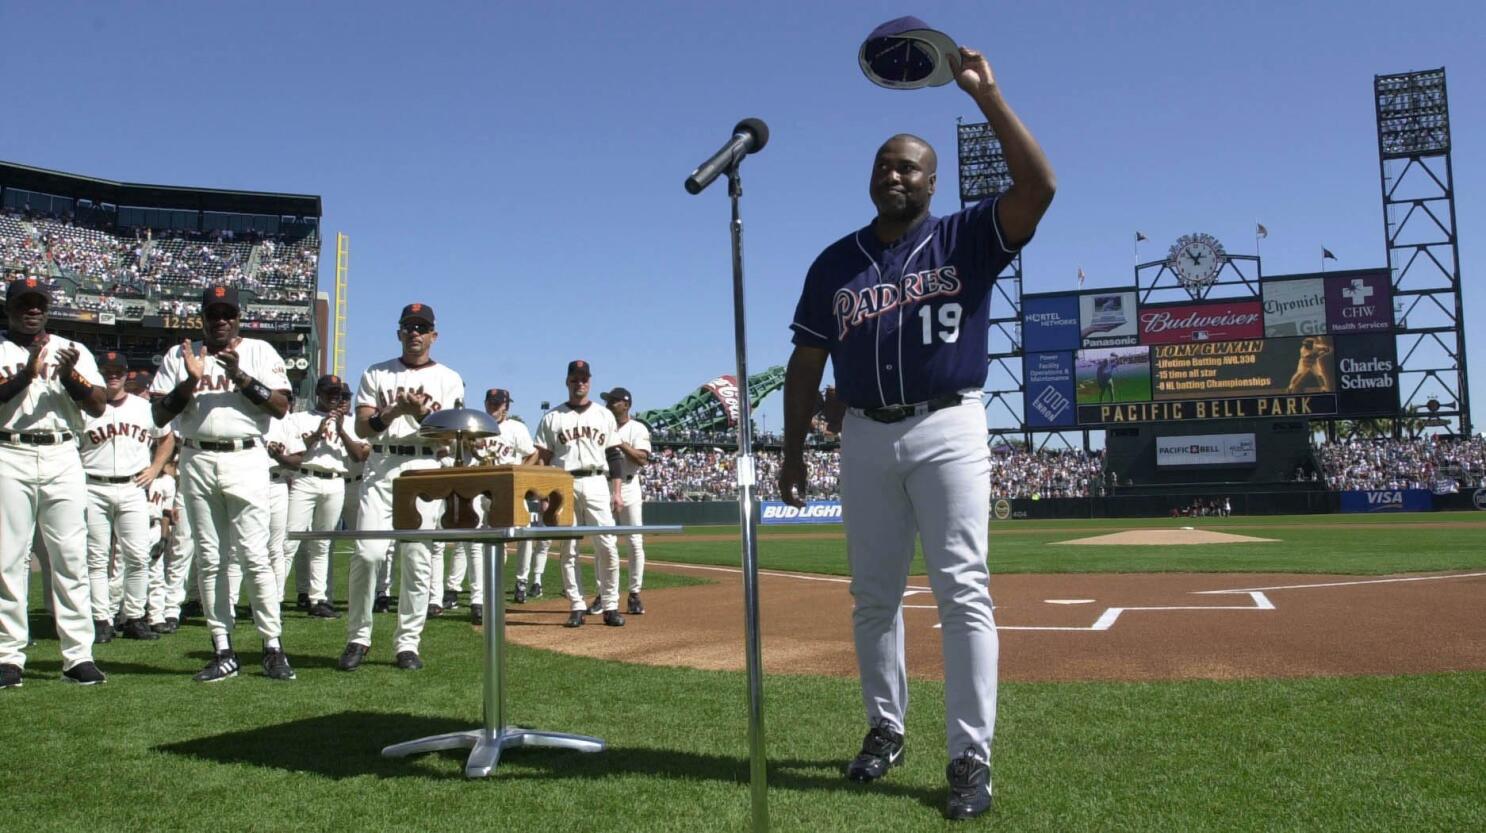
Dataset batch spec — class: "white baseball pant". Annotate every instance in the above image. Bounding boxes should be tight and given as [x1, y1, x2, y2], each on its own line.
[559, 474, 619, 612]
[0, 443, 95, 671]
[840, 399, 998, 764]
[617, 478, 646, 593]
[516, 540, 549, 588]
[287, 474, 344, 604]
[347, 454, 441, 653]
[268, 476, 290, 599]
[85, 481, 152, 622]
[148, 494, 194, 624]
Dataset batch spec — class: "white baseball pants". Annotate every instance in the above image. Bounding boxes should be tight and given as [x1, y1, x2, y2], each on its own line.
[516, 539, 549, 587]
[268, 477, 290, 599]
[840, 399, 998, 764]
[147, 495, 194, 624]
[0, 443, 95, 671]
[559, 474, 619, 612]
[347, 454, 441, 654]
[617, 479, 646, 593]
[85, 481, 152, 621]
[287, 474, 344, 604]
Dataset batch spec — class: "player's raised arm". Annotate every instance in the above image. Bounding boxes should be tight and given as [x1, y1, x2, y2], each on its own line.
[949, 46, 1055, 247]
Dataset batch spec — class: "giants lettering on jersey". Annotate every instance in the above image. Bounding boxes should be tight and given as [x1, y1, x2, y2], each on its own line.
[557, 426, 606, 445]
[87, 421, 154, 446]
[0, 362, 87, 385]
[375, 386, 444, 413]
[832, 266, 962, 340]
[194, 373, 240, 393]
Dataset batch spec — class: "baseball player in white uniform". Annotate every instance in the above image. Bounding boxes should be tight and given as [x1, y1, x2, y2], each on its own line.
[265, 410, 304, 604]
[287, 374, 366, 618]
[80, 350, 173, 642]
[340, 302, 464, 672]
[463, 388, 537, 623]
[150, 285, 297, 682]
[601, 387, 651, 615]
[534, 360, 626, 628]
[144, 457, 180, 633]
[0, 275, 109, 687]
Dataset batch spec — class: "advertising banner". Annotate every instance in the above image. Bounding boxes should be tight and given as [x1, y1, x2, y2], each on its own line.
[1151, 336, 1336, 401]
[760, 500, 843, 525]
[701, 375, 741, 427]
[1022, 295, 1082, 352]
[1075, 346, 1151, 405]
[1023, 352, 1076, 428]
[1340, 489, 1433, 513]
[1326, 272, 1392, 333]
[1262, 278, 1328, 337]
[1139, 300, 1264, 344]
[1078, 393, 1337, 425]
[1334, 333, 1399, 416]
[1155, 433, 1258, 467]
[1078, 290, 1139, 347]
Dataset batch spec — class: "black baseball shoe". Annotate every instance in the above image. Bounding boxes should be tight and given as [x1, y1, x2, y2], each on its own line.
[0, 663, 20, 689]
[295, 592, 311, 611]
[602, 610, 626, 627]
[587, 595, 604, 615]
[627, 592, 645, 615]
[119, 618, 160, 641]
[846, 721, 905, 782]
[395, 651, 424, 671]
[93, 620, 114, 644]
[181, 600, 204, 618]
[307, 600, 340, 619]
[442, 590, 459, 610]
[513, 580, 527, 604]
[62, 661, 107, 685]
[193, 650, 240, 683]
[338, 642, 369, 672]
[372, 595, 392, 614]
[944, 749, 993, 820]
[262, 648, 296, 681]
[529, 581, 543, 598]
[151, 617, 179, 635]
[565, 610, 585, 628]
[427, 603, 444, 619]
[113, 611, 128, 629]
[470, 604, 483, 626]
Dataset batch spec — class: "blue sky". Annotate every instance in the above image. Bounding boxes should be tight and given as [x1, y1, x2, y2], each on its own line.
[3, 1, 1482, 433]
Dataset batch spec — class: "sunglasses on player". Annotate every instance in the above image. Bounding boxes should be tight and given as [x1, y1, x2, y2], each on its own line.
[400, 322, 434, 335]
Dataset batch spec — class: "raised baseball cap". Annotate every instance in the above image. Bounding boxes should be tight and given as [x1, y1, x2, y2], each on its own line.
[859, 16, 958, 90]
[566, 359, 591, 379]
[201, 284, 240, 311]
[485, 387, 512, 406]
[98, 350, 128, 371]
[316, 374, 344, 392]
[4, 275, 48, 307]
[400, 302, 435, 325]
[600, 387, 632, 405]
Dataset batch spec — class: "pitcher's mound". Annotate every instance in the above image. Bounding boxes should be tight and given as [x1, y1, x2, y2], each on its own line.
[1056, 529, 1279, 546]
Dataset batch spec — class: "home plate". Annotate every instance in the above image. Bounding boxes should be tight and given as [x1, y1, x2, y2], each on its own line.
[1044, 599, 1095, 605]
[1054, 529, 1279, 545]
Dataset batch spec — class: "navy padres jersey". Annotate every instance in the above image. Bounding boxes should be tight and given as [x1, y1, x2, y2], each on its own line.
[790, 196, 1024, 409]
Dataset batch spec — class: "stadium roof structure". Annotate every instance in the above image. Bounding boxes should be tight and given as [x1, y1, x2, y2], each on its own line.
[0, 160, 321, 217]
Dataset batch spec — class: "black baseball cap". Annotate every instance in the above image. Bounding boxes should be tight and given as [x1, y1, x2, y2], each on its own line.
[202, 285, 240, 311]
[566, 359, 591, 379]
[600, 387, 632, 405]
[4, 275, 48, 308]
[400, 303, 435, 326]
[98, 350, 128, 371]
[316, 374, 344, 392]
[859, 16, 958, 90]
[485, 387, 512, 406]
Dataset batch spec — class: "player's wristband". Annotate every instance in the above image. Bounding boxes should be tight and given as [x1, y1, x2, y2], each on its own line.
[159, 379, 196, 418]
[240, 377, 272, 406]
[368, 413, 388, 433]
[606, 447, 624, 481]
[61, 370, 95, 402]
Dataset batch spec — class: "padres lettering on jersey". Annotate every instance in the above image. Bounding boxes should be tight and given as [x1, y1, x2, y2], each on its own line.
[147, 338, 290, 440]
[0, 334, 104, 433]
[80, 394, 167, 476]
[355, 358, 465, 444]
[535, 403, 618, 472]
[790, 195, 1021, 409]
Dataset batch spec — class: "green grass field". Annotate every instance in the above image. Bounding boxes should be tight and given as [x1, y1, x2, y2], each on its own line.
[6, 513, 1484, 831]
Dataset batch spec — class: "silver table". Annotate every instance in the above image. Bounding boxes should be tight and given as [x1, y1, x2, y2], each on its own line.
[289, 524, 681, 777]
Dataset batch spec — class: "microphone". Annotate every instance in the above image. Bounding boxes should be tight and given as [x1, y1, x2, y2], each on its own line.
[684, 118, 770, 195]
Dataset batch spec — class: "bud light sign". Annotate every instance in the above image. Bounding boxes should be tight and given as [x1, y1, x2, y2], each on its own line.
[760, 501, 844, 525]
[1339, 489, 1432, 513]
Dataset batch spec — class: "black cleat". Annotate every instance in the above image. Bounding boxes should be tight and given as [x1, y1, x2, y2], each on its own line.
[262, 648, 296, 681]
[427, 603, 444, 619]
[565, 610, 585, 628]
[587, 595, 604, 615]
[338, 642, 369, 672]
[93, 620, 114, 644]
[944, 750, 993, 820]
[295, 593, 310, 611]
[62, 661, 107, 685]
[119, 618, 160, 641]
[470, 604, 483, 626]
[372, 595, 392, 614]
[181, 600, 204, 618]
[152, 617, 179, 635]
[442, 590, 459, 610]
[513, 581, 527, 604]
[307, 600, 340, 619]
[602, 610, 625, 627]
[193, 650, 240, 683]
[847, 722, 905, 783]
[627, 592, 645, 615]
[0, 663, 20, 689]
[395, 651, 424, 671]
[529, 581, 543, 598]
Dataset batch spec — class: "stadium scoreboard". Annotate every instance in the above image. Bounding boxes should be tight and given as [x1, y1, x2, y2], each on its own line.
[1021, 269, 1399, 428]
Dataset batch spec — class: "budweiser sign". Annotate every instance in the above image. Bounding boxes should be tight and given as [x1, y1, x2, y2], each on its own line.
[702, 375, 742, 426]
[1139, 300, 1263, 345]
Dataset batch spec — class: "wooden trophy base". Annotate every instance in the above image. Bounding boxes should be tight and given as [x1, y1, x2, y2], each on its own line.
[392, 465, 575, 530]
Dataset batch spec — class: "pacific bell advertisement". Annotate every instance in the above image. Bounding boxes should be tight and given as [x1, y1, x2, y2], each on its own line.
[1152, 336, 1336, 400]
[1139, 300, 1264, 345]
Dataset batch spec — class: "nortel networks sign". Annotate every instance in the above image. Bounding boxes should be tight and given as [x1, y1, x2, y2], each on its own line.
[760, 501, 844, 525]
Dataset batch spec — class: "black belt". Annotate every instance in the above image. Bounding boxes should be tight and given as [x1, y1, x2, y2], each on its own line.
[0, 430, 75, 445]
[87, 472, 140, 485]
[183, 437, 257, 451]
[372, 444, 437, 457]
[570, 468, 606, 477]
[271, 471, 287, 481]
[301, 468, 345, 480]
[857, 394, 965, 424]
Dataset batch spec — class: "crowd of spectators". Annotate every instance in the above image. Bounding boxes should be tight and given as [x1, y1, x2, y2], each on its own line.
[989, 447, 1105, 499]
[640, 447, 841, 501]
[1315, 435, 1486, 492]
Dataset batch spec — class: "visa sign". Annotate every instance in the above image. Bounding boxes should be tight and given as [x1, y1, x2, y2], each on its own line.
[1340, 489, 1432, 513]
[760, 500, 844, 525]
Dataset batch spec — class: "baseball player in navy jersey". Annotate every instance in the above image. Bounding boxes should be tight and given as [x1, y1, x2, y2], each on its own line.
[779, 46, 1054, 820]
[534, 360, 626, 628]
[601, 387, 651, 614]
[150, 285, 297, 682]
[0, 275, 110, 687]
[340, 302, 464, 672]
[80, 350, 173, 642]
[287, 375, 367, 618]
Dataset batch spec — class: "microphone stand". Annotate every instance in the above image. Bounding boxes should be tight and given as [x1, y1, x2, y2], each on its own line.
[726, 162, 769, 833]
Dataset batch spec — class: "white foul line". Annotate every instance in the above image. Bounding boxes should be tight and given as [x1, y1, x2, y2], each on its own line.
[1194, 571, 1486, 595]
[938, 591, 1276, 631]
